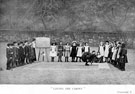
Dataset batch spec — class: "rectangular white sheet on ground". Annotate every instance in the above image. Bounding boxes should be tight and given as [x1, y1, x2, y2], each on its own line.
[98, 63, 110, 69]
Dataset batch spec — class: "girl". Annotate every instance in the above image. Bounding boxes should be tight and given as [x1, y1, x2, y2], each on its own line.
[57, 42, 64, 62]
[112, 42, 118, 65]
[98, 41, 105, 63]
[50, 43, 57, 62]
[76, 43, 83, 62]
[70, 41, 77, 62]
[84, 42, 90, 53]
[64, 43, 70, 62]
[104, 41, 110, 62]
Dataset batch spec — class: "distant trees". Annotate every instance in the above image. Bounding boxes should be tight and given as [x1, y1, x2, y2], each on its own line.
[1, 0, 135, 32]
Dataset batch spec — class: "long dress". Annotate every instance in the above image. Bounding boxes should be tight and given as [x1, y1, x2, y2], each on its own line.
[50, 46, 57, 57]
[77, 46, 83, 57]
[70, 46, 77, 57]
[64, 45, 70, 57]
[98, 45, 104, 56]
[104, 44, 109, 57]
[112, 47, 118, 60]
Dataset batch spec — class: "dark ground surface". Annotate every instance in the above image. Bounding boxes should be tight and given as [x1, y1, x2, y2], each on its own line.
[0, 42, 135, 84]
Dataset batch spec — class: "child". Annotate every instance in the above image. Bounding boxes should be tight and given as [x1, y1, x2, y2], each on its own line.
[50, 43, 57, 62]
[116, 42, 122, 67]
[57, 42, 64, 62]
[6, 43, 13, 70]
[104, 41, 110, 62]
[70, 41, 77, 62]
[90, 50, 98, 63]
[76, 43, 83, 62]
[13, 42, 19, 67]
[108, 42, 113, 63]
[18, 42, 25, 66]
[119, 43, 128, 71]
[98, 41, 105, 63]
[84, 42, 90, 53]
[64, 43, 70, 62]
[31, 38, 36, 62]
[112, 42, 118, 65]
[24, 41, 30, 64]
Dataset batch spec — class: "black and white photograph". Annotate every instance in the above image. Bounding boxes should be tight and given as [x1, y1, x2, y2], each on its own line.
[0, 0, 135, 93]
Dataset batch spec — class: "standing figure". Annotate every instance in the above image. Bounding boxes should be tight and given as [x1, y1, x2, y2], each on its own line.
[108, 42, 113, 63]
[31, 38, 36, 62]
[18, 42, 25, 66]
[76, 43, 83, 62]
[57, 42, 64, 62]
[116, 42, 122, 67]
[84, 42, 90, 53]
[70, 42, 77, 62]
[98, 41, 105, 63]
[50, 43, 57, 62]
[119, 43, 128, 71]
[13, 42, 19, 67]
[24, 41, 30, 64]
[28, 42, 33, 63]
[64, 43, 70, 62]
[104, 41, 110, 62]
[112, 42, 118, 65]
[6, 43, 13, 70]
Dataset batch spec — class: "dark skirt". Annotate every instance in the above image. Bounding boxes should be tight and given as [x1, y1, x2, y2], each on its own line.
[119, 55, 128, 63]
[70, 46, 77, 57]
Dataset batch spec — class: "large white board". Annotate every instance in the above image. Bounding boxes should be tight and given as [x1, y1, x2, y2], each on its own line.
[36, 37, 50, 48]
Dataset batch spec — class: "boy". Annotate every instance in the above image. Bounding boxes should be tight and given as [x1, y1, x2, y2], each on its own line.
[18, 42, 25, 66]
[24, 41, 30, 64]
[6, 43, 13, 70]
[13, 42, 19, 67]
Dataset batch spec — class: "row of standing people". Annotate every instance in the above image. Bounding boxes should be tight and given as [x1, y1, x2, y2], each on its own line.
[6, 39, 36, 70]
[50, 41, 90, 62]
[98, 41, 128, 71]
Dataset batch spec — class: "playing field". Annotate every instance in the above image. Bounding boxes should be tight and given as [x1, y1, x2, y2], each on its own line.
[0, 42, 135, 84]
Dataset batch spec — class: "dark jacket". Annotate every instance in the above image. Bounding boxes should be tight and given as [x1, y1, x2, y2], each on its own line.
[6, 47, 13, 60]
[119, 48, 128, 63]
[57, 45, 64, 56]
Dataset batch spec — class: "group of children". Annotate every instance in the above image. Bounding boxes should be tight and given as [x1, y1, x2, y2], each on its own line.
[6, 38, 128, 71]
[50, 42, 90, 62]
[6, 39, 36, 70]
[97, 41, 128, 71]
[50, 40, 128, 71]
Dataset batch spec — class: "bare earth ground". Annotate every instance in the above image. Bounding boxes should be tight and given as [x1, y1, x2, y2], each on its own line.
[0, 42, 135, 84]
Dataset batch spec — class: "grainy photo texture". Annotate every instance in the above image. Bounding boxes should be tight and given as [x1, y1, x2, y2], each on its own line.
[0, 0, 135, 84]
